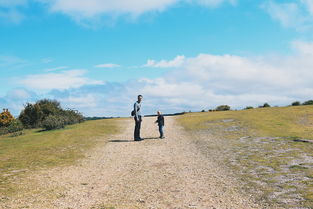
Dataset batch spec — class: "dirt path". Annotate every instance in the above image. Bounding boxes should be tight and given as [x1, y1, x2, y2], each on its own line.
[2, 117, 260, 209]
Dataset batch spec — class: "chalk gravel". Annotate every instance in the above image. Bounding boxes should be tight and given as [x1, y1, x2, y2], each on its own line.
[2, 117, 260, 209]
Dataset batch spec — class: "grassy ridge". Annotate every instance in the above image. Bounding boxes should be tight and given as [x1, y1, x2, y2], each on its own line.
[178, 105, 313, 139]
[177, 106, 313, 208]
[0, 119, 120, 195]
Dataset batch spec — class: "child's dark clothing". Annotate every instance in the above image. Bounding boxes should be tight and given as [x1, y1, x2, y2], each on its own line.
[156, 115, 165, 138]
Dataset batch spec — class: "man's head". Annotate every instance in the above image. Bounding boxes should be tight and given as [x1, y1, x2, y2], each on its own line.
[157, 111, 162, 115]
[137, 95, 143, 103]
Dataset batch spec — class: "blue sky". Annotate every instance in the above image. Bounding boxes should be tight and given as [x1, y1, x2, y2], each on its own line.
[1, 0, 313, 116]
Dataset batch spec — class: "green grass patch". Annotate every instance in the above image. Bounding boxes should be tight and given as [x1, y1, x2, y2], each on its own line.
[177, 105, 313, 139]
[0, 118, 121, 196]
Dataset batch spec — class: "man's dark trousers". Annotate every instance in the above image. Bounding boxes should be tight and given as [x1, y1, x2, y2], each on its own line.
[134, 116, 142, 140]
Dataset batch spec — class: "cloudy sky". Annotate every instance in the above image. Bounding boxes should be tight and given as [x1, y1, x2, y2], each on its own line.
[1, 0, 313, 116]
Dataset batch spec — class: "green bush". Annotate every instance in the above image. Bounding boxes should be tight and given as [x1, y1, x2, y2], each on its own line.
[19, 99, 84, 130]
[216, 105, 231, 111]
[7, 120, 24, 133]
[302, 100, 313, 105]
[62, 109, 84, 125]
[19, 99, 62, 128]
[245, 106, 254, 110]
[42, 115, 65, 130]
[19, 103, 44, 128]
[0, 119, 24, 136]
[259, 103, 271, 108]
[291, 101, 301, 106]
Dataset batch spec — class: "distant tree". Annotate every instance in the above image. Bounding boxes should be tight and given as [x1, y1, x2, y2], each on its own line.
[201, 110, 206, 112]
[262, 103, 271, 108]
[216, 105, 231, 111]
[302, 100, 313, 105]
[291, 101, 301, 106]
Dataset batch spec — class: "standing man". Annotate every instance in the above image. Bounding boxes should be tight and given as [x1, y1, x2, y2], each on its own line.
[134, 95, 143, 141]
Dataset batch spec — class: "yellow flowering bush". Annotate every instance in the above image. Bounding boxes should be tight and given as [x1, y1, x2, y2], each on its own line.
[0, 109, 14, 127]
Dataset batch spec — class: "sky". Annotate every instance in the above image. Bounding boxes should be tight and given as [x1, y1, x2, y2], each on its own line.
[1, 0, 313, 116]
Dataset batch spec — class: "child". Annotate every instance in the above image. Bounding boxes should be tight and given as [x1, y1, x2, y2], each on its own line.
[155, 111, 165, 139]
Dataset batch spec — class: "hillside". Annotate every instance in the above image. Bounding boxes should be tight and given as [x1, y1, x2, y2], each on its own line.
[177, 105, 313, 208]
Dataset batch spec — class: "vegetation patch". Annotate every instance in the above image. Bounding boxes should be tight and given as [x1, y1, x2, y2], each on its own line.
[0, 118, 120, 197]
[176, 105, 313, 208]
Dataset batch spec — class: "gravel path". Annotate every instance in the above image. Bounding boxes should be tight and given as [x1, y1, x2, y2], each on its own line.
[2, 117, 260, 209]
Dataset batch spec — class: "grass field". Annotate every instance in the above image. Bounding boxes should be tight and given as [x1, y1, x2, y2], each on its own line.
[0, 119, 120, 196]
[177, 106, 313, 208]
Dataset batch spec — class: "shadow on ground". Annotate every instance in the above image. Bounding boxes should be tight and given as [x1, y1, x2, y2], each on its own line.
[109, 137, 161, 143]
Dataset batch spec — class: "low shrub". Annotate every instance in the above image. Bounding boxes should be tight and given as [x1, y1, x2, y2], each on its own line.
[302, 100, 313, 105]
[62, 109, 84, 125]
[259, 103, 271, 108]
[245, 106, 254, 110]
[292, 101, 301, 106]
[19, 99, 84, 130]
[42, 115, 66, 130]
[0, 109, 14, 127]
[0, 119, 24, 136]
[216, 105, 231, 111]
[7, 120, 24, 133]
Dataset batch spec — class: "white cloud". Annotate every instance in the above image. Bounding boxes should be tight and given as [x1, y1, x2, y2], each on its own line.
[0, 55, 28, 69]
[262, 0, 313, 31]
[0, 0, 27, 7]
[0, 0, 27, 23]
[144, 55, 185, 68]
[301, 0, 313, 15]
[41, 57, 54, 63]
[0, 0, 236, 25]
[48, 41, 313, 116]
[37, 0, 236, 25]
[44, 66, 68, 72]
[5, 41, 313, 116]
[133, 41, 313, 112]
[195, 0, 236, 7]
[59, 94, 98, 108]
[20, 70, 103, 90]
[95, 63, 121, 68]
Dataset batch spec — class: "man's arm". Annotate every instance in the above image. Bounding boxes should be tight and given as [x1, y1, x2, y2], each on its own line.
[134, 103, 139, 121]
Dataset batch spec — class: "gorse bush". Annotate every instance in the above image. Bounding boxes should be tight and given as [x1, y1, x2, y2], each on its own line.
[62, 109, 84, 125]
[19, 99, 62, 128]
[42, 115, 65, 130]
[7, 120, 24, 133]
[0, 109, 24, 136]
[0, 109, 14, 127]
[19, 99, 84, 130]
[216, 105, 231, 111]
[0, 119, 24, 136]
